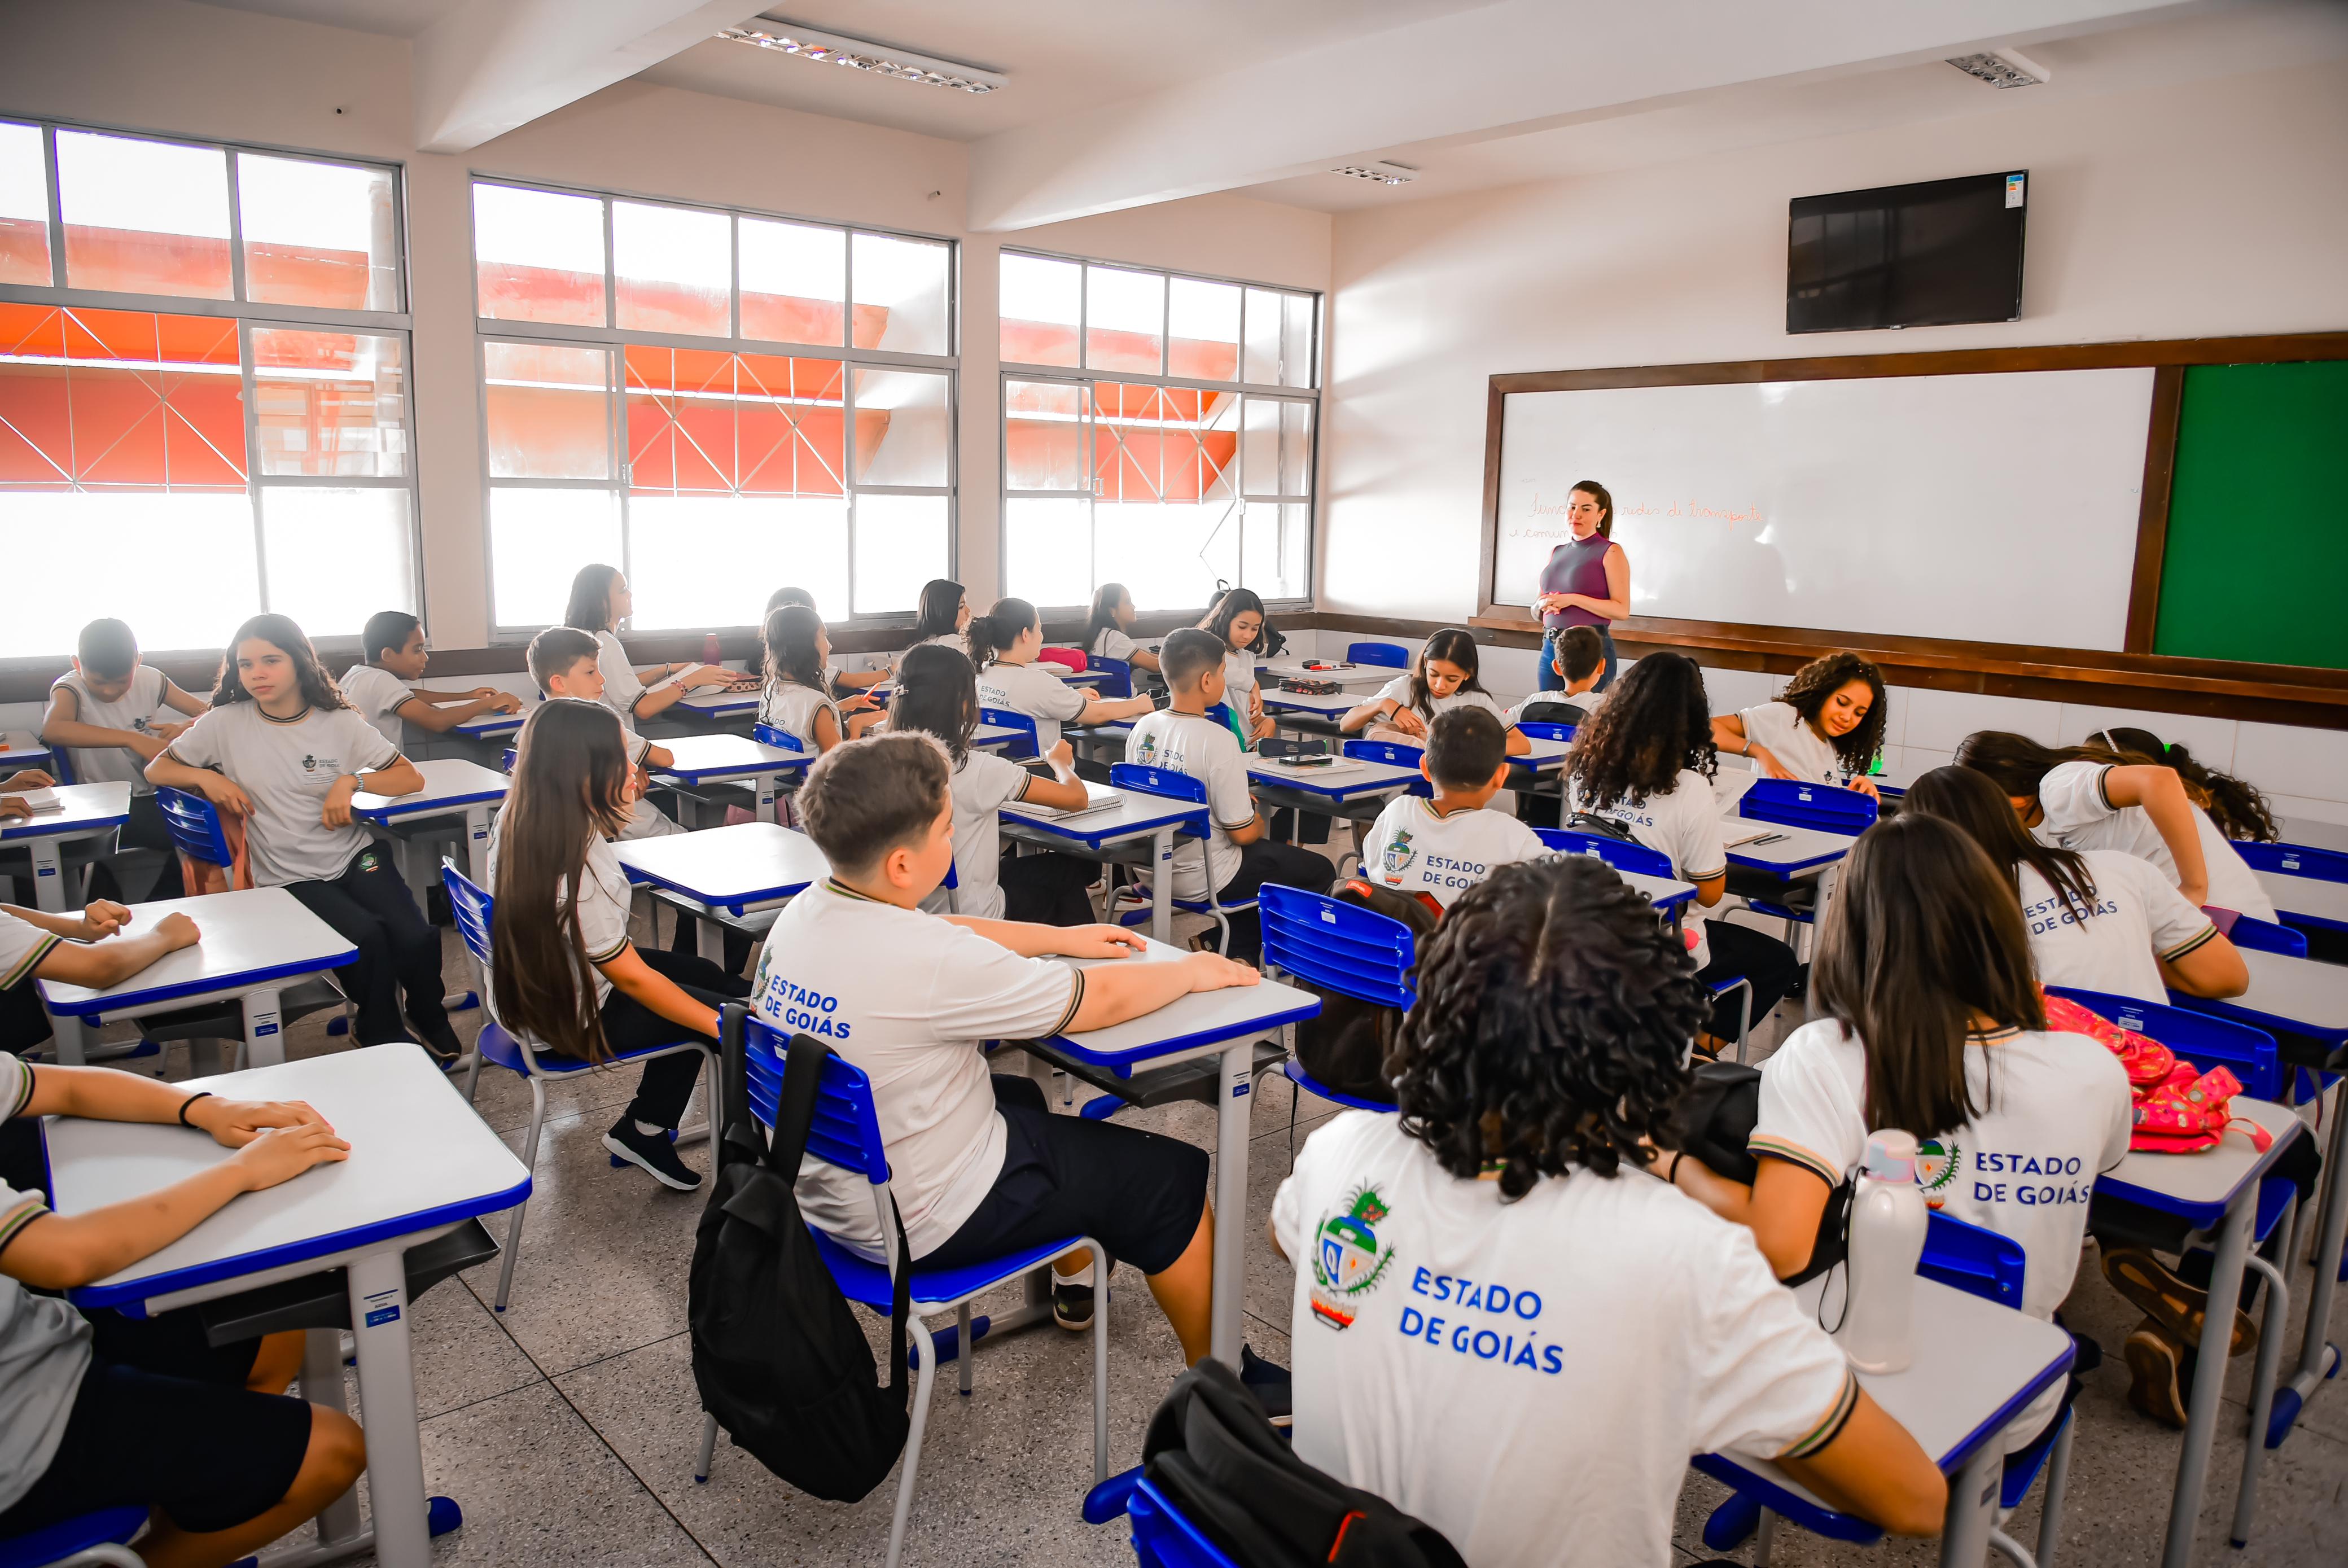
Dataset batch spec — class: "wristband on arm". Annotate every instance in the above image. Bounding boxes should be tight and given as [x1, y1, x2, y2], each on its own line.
[178, 1091, 214, 1127]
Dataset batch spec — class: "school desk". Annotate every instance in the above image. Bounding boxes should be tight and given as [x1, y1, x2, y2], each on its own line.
[36, 886, 356, 1068]
[615, 821, 830, 964]
[0, 729, 55, 775]
[973, 721, 1024, 753]
[999, 789, 1205, 943]
[1, 780, 129, 910]
[425, 706, 526, 767]
[2253, 867, 2348, 934]
[44, 1044, 531, 1568]
[651, 733, 813, 826]
[1502, 732, 1572, 803]
[350, 757, 508, 895]
[2278, 817, 2348, 856]
[1024, 936, 1321, 1367]
[1244, 755, 1425, 815]
[1254, 662, 1394, 693]
[671, 685, 761, 721]
[1256, 687, 1358, 727]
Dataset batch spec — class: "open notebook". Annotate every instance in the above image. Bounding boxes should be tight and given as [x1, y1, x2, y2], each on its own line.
[5, 787, 62, 814]
[1719, 822, 1780, 849]
[1011, 783, 1128, 823]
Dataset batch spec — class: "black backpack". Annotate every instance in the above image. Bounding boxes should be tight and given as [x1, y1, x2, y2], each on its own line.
[1142, 1359, 1468, 1568]
[1291, 880, 1439, 1105]
[1663, 1059, 1851, 1287]
[687, 1016, 913, 1502]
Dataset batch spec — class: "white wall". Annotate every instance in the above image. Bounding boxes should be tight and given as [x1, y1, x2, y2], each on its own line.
[1316, 52, 2348, 821]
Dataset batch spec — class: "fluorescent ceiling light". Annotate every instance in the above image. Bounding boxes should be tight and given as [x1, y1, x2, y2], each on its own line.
[717, 16, 1005, 94]
[1330, 161, 1418, 186]
[1945, 49, 2050, 88]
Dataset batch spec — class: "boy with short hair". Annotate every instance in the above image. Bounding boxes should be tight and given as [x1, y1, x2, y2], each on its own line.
[756, 732, 1276, 1379]
[525, 627, 681, 841]
[40, 619, 210, 901]
[1125, 629, 1336, 964]
[1505, 625, 1606, 728]
[339, 611, 521, 750]
[1360, 708, 1548, 910]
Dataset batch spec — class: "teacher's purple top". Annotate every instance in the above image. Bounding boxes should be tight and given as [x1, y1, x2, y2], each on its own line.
[1540, 532, 1614, 631]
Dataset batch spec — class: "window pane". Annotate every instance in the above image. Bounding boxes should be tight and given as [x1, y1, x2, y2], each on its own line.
[1086, 266, 1162, 374]
[484, 341, 608, 479]
[1245, 288, 1316, 387]
[239, 154, 398, 311]
[0, 305, 246, 491]
[737, 353, 846, 495]
[261, 488, 413, 634]
[0, 491, 257, 658]
[252, 328, 406, 477]
[1004, 496, 1092, 608]
[1243, 500, 1309, 602]
[852, 493, 947, 615]
[852, 367, 948, 487]
[1093, 383, 1236, 612]
[489, 486, 619, 627]
[56, 130, 231, 298]
[624, 344, 741, 494]
[1168, 277, 1239, 381]
[852, 231, 948, 354]
[0, 122, 51, 286]
[614, 200, 730, 338]
[474, 183, 606, 326]
[1242, 396, 1312, 497]
[628, 494, 846, 629]
[1004, 379, 1087, 490]
[999, 253, 1079, 367]
[740, 217, 844, 345]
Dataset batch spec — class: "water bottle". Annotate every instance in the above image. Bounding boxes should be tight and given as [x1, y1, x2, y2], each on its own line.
[702, 633, 722, 668]
[1841, 1129, 1929, 1374]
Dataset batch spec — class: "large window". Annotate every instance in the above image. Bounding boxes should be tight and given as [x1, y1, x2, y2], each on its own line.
[0, 121, 412, 658]
[1000, 251, 1316, 612]
[473, 181, 954, 632]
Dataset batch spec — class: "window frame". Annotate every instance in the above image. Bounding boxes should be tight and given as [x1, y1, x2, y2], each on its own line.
[0, 116, 418, 663]
[997, 246, 1320, 616]
[467, 175, 960, 638]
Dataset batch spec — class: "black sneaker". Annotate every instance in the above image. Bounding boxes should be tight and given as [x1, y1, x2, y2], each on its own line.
[1053, 1276, 1095, 1331]
[412, 1017, 466, 1067]
[1239, 1344, 1293, 1426]
[602, 1119, 702, 1191]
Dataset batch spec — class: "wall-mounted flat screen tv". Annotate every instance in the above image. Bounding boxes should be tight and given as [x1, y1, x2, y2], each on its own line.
[1788, 170, 2026, 333]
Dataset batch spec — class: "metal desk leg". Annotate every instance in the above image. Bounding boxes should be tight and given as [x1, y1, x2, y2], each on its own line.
[2232, 1206, 2297, 1549]
[30, 836, 65, 912]
[302, 1327, 365, 1545]
[1208, 1039, 1253, 1368]
[243, 986, 287, 1068]
[696, 910, 725, 967]
[464, 804, 493, 884]
[1938, 1435, 2003, 1567]
[757, 775, 779, 825]
[49, 1010, 87, 1067]
[2275, 1102, 2348, 1445]
[1151, 827, 1175, 944]
[2161, 1185, 2255, 1568]
[347, 1249, 432, 1568]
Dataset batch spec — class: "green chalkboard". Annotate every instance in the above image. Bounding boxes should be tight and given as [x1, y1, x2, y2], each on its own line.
[2154, 361, 2348, 669]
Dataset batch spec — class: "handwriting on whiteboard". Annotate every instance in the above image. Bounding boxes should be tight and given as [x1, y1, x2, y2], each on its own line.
[1506, 492, 1765, 540]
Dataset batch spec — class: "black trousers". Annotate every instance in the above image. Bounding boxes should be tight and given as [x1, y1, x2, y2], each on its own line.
[285, 848, 446, 1048]
[84, 791, 184, 904]
[1202, 840, 1337, 965]
[591, 947, 745, 1127]
[0, 980, 49, 1057]
[1694, 918, 1802, 1042]
[1001, 848, 1104, 926]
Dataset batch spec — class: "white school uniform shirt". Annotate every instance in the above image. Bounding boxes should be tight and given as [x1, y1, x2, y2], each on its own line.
[976, 658, 1087, 753]
[1362, 797, 1547, 910]
[1753, 1018, 2132, 1446]
[336, 663, 415, 750]
[2035, 762, 2273, 919]
[1223, 648, 1260, 708]
[1273, 1112, 1858, 1568]
[757, 680, 840, 752]
[1372, 676, 1512, 729]
[1090, 627, 1144, 662]
[47, 667, 175, 792]
[2020, 850, 2219, 1005]
[0, 1053, 95, 1516]
[1, 908, 61, 993]
[1125, 709, 1256, 901]
[750, 881, 1084, 1259]
[592, 629, 661, 726]
[919, 750, 1033, 922]
[1567, 770, 1727, 965]
[1738, 700, 1854, 786]
[481, 813, 633, 1020]
[162, 703, 398, 886]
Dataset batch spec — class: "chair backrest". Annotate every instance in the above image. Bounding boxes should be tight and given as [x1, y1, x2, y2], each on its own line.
[2048, 984, 2283, 1101]
[2229, 913, 2308, 958]
[1533, 826, 1675, 880]
[501, 746, 518, 772]
[440, 859, 497, 970]
[1110, 761, 1211, 839]
[154, 786, 233, 867]
[1127, 1474, 1243, 1568]
[738, 1012, 891, 1182]
[1738, 777, 1878, 835]
[45, 747, 75, 785]
[1085, 655, 1133, 698]
[1259, 884, 1416, 1010]
[1347, 641, 1408, 668]
[978, 706, 1040, 759]
[1342, 737, 1423, 769]
[2237, 839, 2348, 884]
[1515, 720, 1576, 743]
[751, 722, 803, 753]
[1920, 1209, 2027, 1311]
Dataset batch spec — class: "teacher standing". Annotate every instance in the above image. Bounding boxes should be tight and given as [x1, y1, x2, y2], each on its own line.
[1532, 479, 1629, 691]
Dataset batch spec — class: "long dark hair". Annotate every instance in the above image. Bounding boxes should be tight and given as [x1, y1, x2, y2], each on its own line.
[761, 604, 827, 690]
[1085, 582, 1130, 651]
[490, 700, 634, 1062]
[1566, 651, 1717, 809]
[1812, 814, 2047, 1140]
[890, 644, 981, 765]
[967, 597, 1038, 667]
[2092, 726, 2277, 843]
[1400, 628, 1492, 719]
[1777, 651, 1887, 776]
[562, 563, 621, 634]
[214, 614, 348, 711]
[1571, 479, 1614, 541]
[1390, 855, 1708, 1199]
[1198, 586, 1267, 652]
[912, 579, 965, 642]
[1905, 765, 2097, 922]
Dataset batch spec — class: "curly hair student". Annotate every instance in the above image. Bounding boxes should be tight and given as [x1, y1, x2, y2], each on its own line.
[1269, 856, 1944, 1568]
[1711, 650, 1887, 798]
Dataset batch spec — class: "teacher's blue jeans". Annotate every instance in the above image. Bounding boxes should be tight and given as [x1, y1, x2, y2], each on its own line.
[1540, 629, 1618, 693]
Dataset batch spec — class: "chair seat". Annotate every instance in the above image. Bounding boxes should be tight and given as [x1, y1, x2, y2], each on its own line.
[475, 1019, 707, 1078]
[809, 1224, 1084, 1313]
[2000, 1408, 2071, 1509]
[1282, 1058, 1392, 1113]
[0, 1506, 147, 1568]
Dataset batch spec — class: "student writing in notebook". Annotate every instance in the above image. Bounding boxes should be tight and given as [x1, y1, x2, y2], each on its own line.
[40, 618, 208, 902]
[1342, 628, 1530, 756]
[1710, 651, 1886, 798]
[1361, 708, 1545, 910]
[336, 611, 520, 750]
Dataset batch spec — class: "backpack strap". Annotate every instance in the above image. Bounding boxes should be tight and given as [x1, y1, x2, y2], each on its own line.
[714, 1004, 765, 1172]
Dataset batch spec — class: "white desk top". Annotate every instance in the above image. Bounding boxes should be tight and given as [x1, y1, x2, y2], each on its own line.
[1725, 821, 1858, 876]
[1, 730, 55, 768]
[350, 758, 509, 820]
[1622, 869, 1699, 908]
[2197, 947, 2348, 1040]
[655, 732, 812, 781]
[973, 723, 1022, 751]
[1508, 735, 1571, 772]
[1258, 688, 1361, 717]
[0, 781, 131, 840]
[46, 1044, 531, 1311]
[615, 821, 830, 910]
[2279, 817, 2348, 855]
[1041, 938, 1321, 1068]
[1256, 663, 1395, 691]
[1247, 757, 1423, 802]
[673, 686, 761, 716]
[36, 886, 357, 1019]
[1001, 787, 1201, 845]
[449, 708, 525, 738]
[2097, 1096, 2305, 1224]
[2254, 868, 2348, 928]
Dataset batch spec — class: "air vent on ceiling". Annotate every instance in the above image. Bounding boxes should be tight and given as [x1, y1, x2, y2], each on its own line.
[1946, 49, 2049, 89]
[1330, 161, 1418, 186]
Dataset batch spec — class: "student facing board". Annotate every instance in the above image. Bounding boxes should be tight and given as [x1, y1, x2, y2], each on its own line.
[1504, 624, 1606, 728]
[1361, 708, 1545, 911]
[337, 611, 522, 750]
[40, 617, 209, 903]
[1710, 651, 1886, 799]
[526, 628, 683, 841]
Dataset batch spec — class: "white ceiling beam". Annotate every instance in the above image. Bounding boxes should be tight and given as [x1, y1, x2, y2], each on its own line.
[965, 0, 2198, 231]
[413, 0, 764, 153]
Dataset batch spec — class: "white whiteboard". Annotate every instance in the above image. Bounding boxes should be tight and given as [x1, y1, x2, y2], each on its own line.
[1492, 369, 2156, 649]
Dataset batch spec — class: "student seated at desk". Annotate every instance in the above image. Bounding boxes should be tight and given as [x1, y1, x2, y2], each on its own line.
[563, 563, 731, 730]
[337, 610, 522, 749]
[1197, 589, 1277, 744]
[1670, 815, 2132, 1455]
[1503, 624, 1605, 728]
[904, 578, 970, 658]
[528, 628, 682, 841]
[146, 615, 457, 1059]
[1566, 653, 1798, 1055]
[1710, 651, 1886, 799]
[0, 900, 199, 1058]
[1270, 856, 1945, 1568]
[1904, 765, 2246, 1005]
[1085, 582, 1162, 675]
[756, 732, 1272, 1372]
[758, 605, 879, 752]
[1127, 630, 1335, 965]
[767, 586, 889, 701]
[890, 645, 1099, 926]
[1342, 628, 1530, 756]
[488, 700, 747, 1192]
[1361, 708, 1544, 911]
[40, 617, 208, 903]
[970, 598, 1154, 765]
[2090, 725, 2279, 843]
[0, 1053, 363, 1568]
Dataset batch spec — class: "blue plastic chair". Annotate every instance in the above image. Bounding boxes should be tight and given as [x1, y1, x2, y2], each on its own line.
[750, 722, 804, 753]
[2228, 914, 2308, 958]
[979, 706, 1040, 760]
[441, 860, 716, 1311]
[696, 1011, 1109, 1568]
[1106, 763, 1250, 951]
[1515, 720, 1576, 744]
[2049, 986, 2283, 1101]
[1737, 778, 1877, 943]
[1532, 826, 1674, 880]
[1085, 655, 1135, 699]
[0, 1508, 148, 1568]
[1347, 641, 1408, 668]
[1340, 737, 1433, 800]
[1259, 884, 1413, 1141]
[2236, 840, 2348, 883]
[1125, 1474, 1239, 1568]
